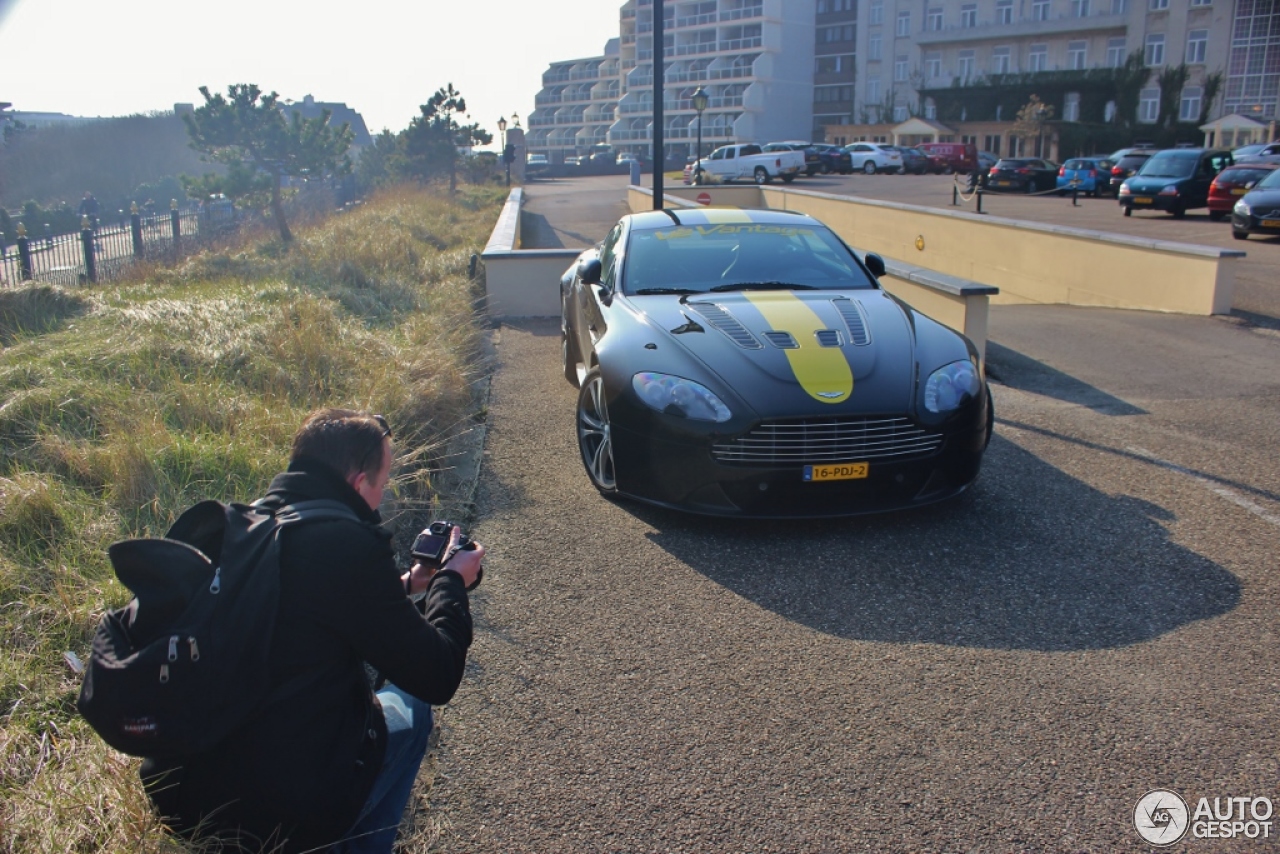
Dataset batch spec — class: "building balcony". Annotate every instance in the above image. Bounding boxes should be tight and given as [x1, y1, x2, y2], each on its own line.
[915, 13, 1126, 46]
[720, 4, 763, 22]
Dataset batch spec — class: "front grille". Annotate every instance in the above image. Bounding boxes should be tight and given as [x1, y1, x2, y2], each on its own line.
[712, 415, 943, 464]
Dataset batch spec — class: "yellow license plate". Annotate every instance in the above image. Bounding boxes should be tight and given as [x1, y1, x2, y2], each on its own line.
[803, 462, 869, 482]
[1231, 188, 1247, 195]
[1134, 197, 1153, 204]
[1262, 219, 1280, 228]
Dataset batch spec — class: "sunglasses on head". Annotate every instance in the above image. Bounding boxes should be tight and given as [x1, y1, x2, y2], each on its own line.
[372, 414, 392, 440]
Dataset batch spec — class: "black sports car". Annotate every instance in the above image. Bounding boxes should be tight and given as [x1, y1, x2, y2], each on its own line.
[559, 208, 993, 518]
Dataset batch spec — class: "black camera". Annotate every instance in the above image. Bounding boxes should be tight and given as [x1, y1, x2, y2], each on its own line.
[410, 520, 471, 566]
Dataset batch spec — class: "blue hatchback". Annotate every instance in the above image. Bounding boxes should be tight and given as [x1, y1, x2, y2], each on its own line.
[1056, 157, 1114, 197]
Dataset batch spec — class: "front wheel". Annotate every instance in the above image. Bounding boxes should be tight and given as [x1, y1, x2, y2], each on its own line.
[1232, 230, 1249, 240]
[753, 167, 770, 185]
[1123, 206, 1132, 217]
[577, 369, 617, 494]
[863, 161, 877, 175]
[1208, 210, 1225, 222]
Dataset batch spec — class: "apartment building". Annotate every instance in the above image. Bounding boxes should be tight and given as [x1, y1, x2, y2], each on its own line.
[525, 0, 1277, 162]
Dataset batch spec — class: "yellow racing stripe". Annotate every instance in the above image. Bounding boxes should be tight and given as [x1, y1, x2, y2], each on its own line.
[744, 292, 853, 404]
[697, 209, 755, 224]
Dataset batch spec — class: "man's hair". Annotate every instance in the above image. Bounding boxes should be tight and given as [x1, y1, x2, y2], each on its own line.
[290, 408, 391, 479]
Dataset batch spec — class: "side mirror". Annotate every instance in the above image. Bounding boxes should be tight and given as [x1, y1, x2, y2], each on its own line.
[578, 258, 603, 286]
[863, 253, 886, 279]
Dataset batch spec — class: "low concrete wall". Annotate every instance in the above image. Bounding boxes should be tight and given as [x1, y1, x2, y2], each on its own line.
[480, 188, 579, 318]
[653, 184, 1243, 316]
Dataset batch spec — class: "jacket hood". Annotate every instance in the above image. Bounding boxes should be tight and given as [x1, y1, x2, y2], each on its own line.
[260, 457, 383, 525]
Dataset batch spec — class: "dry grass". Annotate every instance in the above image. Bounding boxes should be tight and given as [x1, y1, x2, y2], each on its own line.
[0, 183, 506, 852]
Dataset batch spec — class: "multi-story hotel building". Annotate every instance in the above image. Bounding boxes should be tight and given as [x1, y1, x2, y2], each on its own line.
[525, 0, 1278, 163]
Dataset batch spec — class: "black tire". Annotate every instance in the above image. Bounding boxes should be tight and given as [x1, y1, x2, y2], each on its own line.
[1208, 210, 1226, 222]
[576, 368, 617, 494]
[863, 161, 877, 175]
[780, 174, 796, 183]
[753, 167, 770, 185]
[1172, 202, 1186, 220]
[1232, 230, 1249, 240]
[1123, 206, 1132, 217]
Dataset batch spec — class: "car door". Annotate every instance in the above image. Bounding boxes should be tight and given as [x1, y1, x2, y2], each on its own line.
[570, 223, 623, 362]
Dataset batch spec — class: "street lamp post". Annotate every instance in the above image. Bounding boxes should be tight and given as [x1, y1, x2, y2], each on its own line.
[691, 86, 709, 185]
[498, 116, 509, 186]
[1036, 106, 1047, 158]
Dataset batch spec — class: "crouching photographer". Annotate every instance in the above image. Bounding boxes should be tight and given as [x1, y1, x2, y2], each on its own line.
[140, 408, 484, 853]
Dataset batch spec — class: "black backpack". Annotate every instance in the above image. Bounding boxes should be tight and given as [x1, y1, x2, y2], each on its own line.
[77, 498, 359, 758]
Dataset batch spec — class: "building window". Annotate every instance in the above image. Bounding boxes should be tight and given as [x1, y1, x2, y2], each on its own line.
[1107, 37, 1127, 67]
[984, 134, 1002, 155]
[1150, 0, 1168, 9]
[817, 0, 855, 10]
[869, 34, 882, 60]
[927, 7, 943, 30]
[1111, 0, 1127, 11]
[1072, 0, 1090, 16]
[1064, 92, 1081, 121]
[1068, 40, 1087, 69]
[867, 76, 881, 104]
[997, 0, 1013, 24]
[961, 4, 977, 27]
[820, 25, 855, 43]
[925, 52, 942, 78]
[896, 10, 910, 36]
[1033, 0, 1050, 20]
[1181, 86, 1202, 120]
[1186, 29, 1207, 64]
[870, 0, 883, 25]
[895, 55, 909, 81]
[893, 105, 909, 121]
[1029, 44, 1048, 72]
[958, 49, 976, 80]
[1139, 87, 1159, 121]
[1145, 33, 1165, 66]
[992, 46, 1012, 74]
[1189, 0, 1210, 5]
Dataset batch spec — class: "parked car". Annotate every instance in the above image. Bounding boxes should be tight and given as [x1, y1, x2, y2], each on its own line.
[892, 146, 932, 175]
[766, 142, 823, 176]
[1230, 165, 1280, 239]
[986, 158, 1059, 193]
[525, 153, 550, 175]
[976, 151, 999, 172]
[559, 206, 992, 517]
[842, 142, 902, 174]
[1233, 142, 1280, 165]
[1055, 157, 1114, 197]
[1107, 146, 1158, 196]
[688, 143, 804, 185]
[1207, 163, 1278, 221]
[1232, 143, 1271, 160]
[917, 142, 979, 174]
[810, 143, 853, 174]
[1118, 148, 1233, 218]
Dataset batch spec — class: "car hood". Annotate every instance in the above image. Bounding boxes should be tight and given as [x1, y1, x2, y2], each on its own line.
[1241, 188, 1280, 213]
[1126, 175, 1189, 192]
[634, 289, 919, 413]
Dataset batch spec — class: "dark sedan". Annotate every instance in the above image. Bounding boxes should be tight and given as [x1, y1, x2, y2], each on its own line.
[810, 143, 853, 174]
[986, 158, 1059, 193]
[1118, 148, 1233, 218]
[559, 207, 993, 518]
[893, 146, 932, 175]
[1230, 166, 1280, 240]
[1107, 148, 1157, 196]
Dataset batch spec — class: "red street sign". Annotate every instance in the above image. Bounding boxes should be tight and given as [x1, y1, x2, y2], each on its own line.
[696, 192, 712, 206]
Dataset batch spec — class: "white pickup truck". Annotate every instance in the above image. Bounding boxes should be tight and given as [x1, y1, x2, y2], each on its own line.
[687, 143, 804, 185]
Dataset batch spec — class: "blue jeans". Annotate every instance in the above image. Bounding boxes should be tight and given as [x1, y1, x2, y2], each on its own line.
[332, 684, 433, 853]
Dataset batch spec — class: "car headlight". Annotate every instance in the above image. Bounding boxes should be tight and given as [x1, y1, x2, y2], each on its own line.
[1234, 199, 1251, 216]
[1158, 185, 1179, 196]
[1119, 182, 1131, 195]
[924, 360, 981, 413]
[632, 372, 732, 422]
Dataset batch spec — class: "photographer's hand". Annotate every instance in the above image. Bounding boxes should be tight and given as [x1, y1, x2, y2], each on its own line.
[442, 538, 485, 590]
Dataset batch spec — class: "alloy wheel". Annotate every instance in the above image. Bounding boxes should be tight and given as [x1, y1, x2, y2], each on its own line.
[577, 370, 617, 493]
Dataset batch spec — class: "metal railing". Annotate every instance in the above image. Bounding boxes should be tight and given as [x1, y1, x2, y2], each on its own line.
[1, 203, 239, 288]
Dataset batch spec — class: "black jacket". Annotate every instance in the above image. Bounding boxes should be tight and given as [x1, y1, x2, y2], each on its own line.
[142, 457, 473, 851]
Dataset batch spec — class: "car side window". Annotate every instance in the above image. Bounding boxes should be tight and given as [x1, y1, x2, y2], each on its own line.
[597, 223, 624, 290]
[726, 148, 736, 160]
[742, 145, 761, 156]
[710, 148, 724, 161]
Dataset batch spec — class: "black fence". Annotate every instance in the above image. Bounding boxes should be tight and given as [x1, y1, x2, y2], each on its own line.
[0, 202, 239, 288]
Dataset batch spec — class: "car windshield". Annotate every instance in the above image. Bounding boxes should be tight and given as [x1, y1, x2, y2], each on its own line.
[1140, 151, 1200, 178]
[622, 222, 874, 295]
[1256, 168, 1280, 190]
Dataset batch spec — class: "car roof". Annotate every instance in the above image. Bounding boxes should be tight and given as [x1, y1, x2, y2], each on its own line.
[624, 207, 825, 233]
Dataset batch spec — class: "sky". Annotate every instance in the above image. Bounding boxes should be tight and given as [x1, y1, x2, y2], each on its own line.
[0, 0, 623, 147]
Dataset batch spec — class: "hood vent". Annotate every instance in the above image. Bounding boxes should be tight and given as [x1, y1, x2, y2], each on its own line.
[815, 329, 843, 347]
[763, 331, 798, 349]
[686, 301, 762, 349]
[832, 298, 871, 346]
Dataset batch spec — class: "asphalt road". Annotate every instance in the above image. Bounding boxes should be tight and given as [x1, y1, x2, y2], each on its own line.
[421, 174, 1280, 852]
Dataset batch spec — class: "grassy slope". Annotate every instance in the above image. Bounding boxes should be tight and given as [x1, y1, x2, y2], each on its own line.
[0, 184, 505, 852]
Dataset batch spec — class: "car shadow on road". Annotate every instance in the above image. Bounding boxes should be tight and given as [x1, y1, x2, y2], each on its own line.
[985, 341, 1146, 415]
[634, 432, 1239, 653]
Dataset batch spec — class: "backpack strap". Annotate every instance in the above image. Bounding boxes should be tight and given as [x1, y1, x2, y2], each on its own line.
[270, 498, 362, 527]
